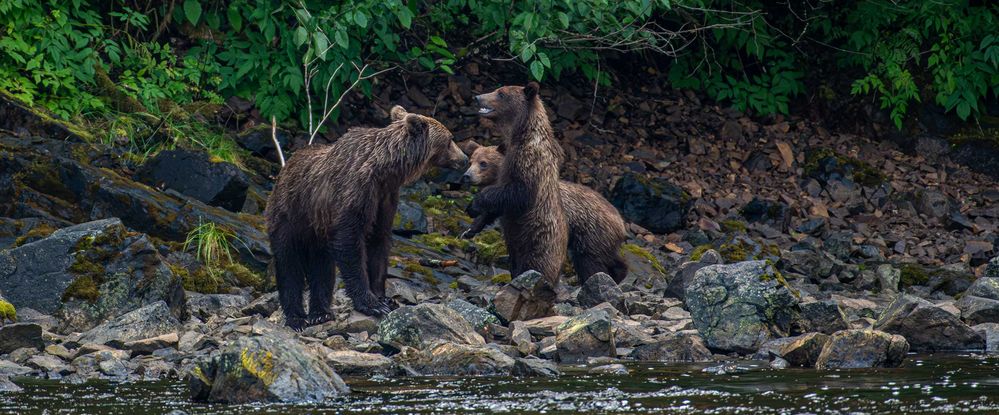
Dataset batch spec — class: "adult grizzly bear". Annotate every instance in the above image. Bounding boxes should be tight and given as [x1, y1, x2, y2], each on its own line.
[266, 106, 467, 329]
[465, 82, 569, 286]
[462, 142, 628, 283]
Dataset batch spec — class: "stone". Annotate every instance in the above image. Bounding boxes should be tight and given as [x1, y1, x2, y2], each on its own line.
[0, 360, 31, 377]
[876, 264, 900, 293]
[798, 300, 849, 334]
[397, 342, 516, 376]
[589, 364, 629, 375]
[323, 350, 396, 377]
[377, 303, 485, 351]
[0, 376, 22, 392]
[577, 272, 626, 312]
[815, 329, 908, 369]
[446, 299, 499, 335]
[776, 333, 830, 367]
[914, 188, 951, 220]
[555, 308, 615, 364]
[509, 321, 536, 356]
[134, 149, 251, 212]
[628, 331, 712, 362]
[491, 270, 556, 323]
[685, 260, 801, 353]
[393, 200, 429, 236]
[521, 316, 570, 337]
[0, 323, 44, 354]
[235, 125, 290, 163]
[666, 261, 711, 300]
[26, 354, 72, 375]
[44, 344, 74, 360]
[189, 326, 348, 403]
[972, 323, 999, 353]
[0, 219, 186, 332]
[956, 277, 999, 325]
[186, 293, 250, 321]
[241, 292, 279, 317]
[511, 357, 559, 377]
[986, 256, 999, 279]
[610, 173, 691, 234]
[874, 294, 984, 352]
[778, 249, 837, 280]
[123, 333, 180, 355]
[78, 301, 180, 346]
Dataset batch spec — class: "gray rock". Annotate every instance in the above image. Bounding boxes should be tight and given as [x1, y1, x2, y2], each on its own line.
[577, 272, 626, 312]
[555, 308, 615, 364]
[798, 300, 849, 334]
[589, 363, 629, 375]
[26, 354, 72, 375]
[610, 173, 691, 234]
[241, 292, 279, 317]
[914, 188, 952, 220]
[0, 360, 31, 377]
[0, 323, 44, 354]
[774, 333, 830, 367]
[779, 249, 837, 280]
[0, 376, 22, 392]
[511, 357, 559, 377]
[685, 260, 801, 353]
[875, 294, 984, 352]
[396, 342, 515, 376]
[446, 299, 499, 335]
[972, 323, 999, 353]
[377, 303, 484, 351]
[134, 149, 250, 212]
[123, 333, 179, 355]
[186, 292, 249, 321]
[815, 329, 908, 369]
[986, 256, 999, 279]
[876, 264, 900, 293]
[665, 261, 709, 300]
[628, 331, 712, 362]
[955, 278, 999, 325]
[0, 219, 186, 332]
[189, 326, 348, 403]
[509, 321, 536, 356]
[491, 270, 556, 323]
[324, 350, 396, 377]
[393, 200, 429, 236]
[78, 301, 180, 346]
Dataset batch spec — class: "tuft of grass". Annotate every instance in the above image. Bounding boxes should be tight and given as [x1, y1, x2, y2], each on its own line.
[184, 220, 239, 266]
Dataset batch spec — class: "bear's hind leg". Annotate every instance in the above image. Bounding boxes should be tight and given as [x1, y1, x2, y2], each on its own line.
[306, 245, 336, 326]
[572, 252, 606, 286]
[334, 230, 392, 317]
[275, 244, 308, 330]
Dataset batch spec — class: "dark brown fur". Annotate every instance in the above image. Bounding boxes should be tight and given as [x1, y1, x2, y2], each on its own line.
[265, 106, 467, 329]
[463, 143, 628, 283]
[466, 83, 569, 286]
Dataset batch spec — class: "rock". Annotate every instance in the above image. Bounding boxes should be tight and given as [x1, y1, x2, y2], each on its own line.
[914, 188, 952, 220]
[0, 323, 44, 354]
[123, 333, 179, 355]
[775, 333, 830, 367]
[555, 308, 615, 364]
[511, 357, 559, 377]
[446, 299, 499, 335]
[491, 270, 556, 323]
[397, 342, 515, 376]
[44, 344, 73, 360]
[685, 260, 801, 354]
[0, 219, 186, 332]
[235, 125, 290, 162]
[324, 350, 396, 377]
[610, 173, 691, 234]
[666, 261, 711, 300]
[798, 300, 849, 334]
[778, 249, 837, 280]
[0, 360, 31, 377]
[956, 278, 999, 325]
[186, 293, 250, 321]
[189, 325, 348, 403]
[26, 354, 72, 375]
[986, 256, 999, 279]
[393, 200, 429, 235]
[241, 292, 279, 317]
[770, 356, 789, 370]
[509, 321, 536, 356]
[577, 272, 626, 312]
[135, 149, 250, 212]
[876, 264, 900, 293]
[972, 323, 999, 353]
[377, 303, 484, 351]
[874, 294, 984, 352]
[521, 316, 570, 337]
[628, 331, 712, 362]
[815, 329, 908, 369]
[0, 376, 22, 392]
[589, 363, 629, 375]
[78, 301, 180, 346]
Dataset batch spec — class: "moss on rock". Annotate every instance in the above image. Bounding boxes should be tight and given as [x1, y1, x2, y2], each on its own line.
[899, 263, 930, 288]
[0, 300, 17, 322]
[622, 243, 666, 274]
[690, 244, 713, 262]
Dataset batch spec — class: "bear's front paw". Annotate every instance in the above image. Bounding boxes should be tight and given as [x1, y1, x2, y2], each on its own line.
[354, 293, 392, 317]
[286, 317, 308, 332]
[465, 199, 483, 218]
[307, 312, 333, 326]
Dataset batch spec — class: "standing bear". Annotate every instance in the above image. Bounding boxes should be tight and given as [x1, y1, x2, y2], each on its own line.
[466, 82, 569, 286]
[266, 106, 467, 329]
[461, 142, 628, 283]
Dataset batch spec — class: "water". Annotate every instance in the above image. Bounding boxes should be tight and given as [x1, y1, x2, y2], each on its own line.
[3, 355, 999, 414]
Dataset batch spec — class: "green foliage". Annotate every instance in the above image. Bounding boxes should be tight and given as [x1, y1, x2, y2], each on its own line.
[0, 300, 16, 323]
[184, 219, 238, 266]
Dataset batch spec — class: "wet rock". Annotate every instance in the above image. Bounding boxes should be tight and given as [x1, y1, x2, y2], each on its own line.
[775, 333, 830, 367]
[956, 278, 999, 325]
[798, 300, 849, 334]
[589, 363, 629, 375]
[577, 272, 626, 312]
[610, 173, 691, 234]
[190, 331, 348, 403]
[628, 331, 712, 362]
[875, 294, 984, 352]
[0, 219, 186, 332]
[123, 333, 179, 355]
[509, 321, 536, 356]
[78, 301, 180, 346]
[815, 329, 908, 369]
[0, 360, 31, 377]
[972, 323, 999, 353]
[324, 350, 396, 377]
[135, 149, 250, 212]
[770, 356, 789, 370]
[377, 303, 484, 351]
[491, 270, 556, 323]
[446, 299, 499, 335]
[398, 342, 515, 376]
[511, 357, 559, 377]
[0, 323, 44, 354]
[685, 260, 801, 354]
[26, 354, 72, 375]
[186, 293, 249, 321]
[0, 376, 22, 392]
[555, 308, 615, 364]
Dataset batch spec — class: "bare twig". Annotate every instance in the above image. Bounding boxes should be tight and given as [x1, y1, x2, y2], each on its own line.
[305, 62, 396, 145]
[271, 116, 285, 167]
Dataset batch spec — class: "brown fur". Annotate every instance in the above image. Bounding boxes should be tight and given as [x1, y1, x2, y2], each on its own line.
[466, 83, 569, 286]
[463, 143, 628, 283]
[265, 106, 467, 329]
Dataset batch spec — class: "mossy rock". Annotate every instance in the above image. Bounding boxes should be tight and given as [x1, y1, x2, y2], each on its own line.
[804, 147, 885, 187]
[0, 300, 17, 323]
[690, 244, 713, 262]
[621, 243, 666, 275]
[13, 222, 57, 247]
[899, 263, 930, 288]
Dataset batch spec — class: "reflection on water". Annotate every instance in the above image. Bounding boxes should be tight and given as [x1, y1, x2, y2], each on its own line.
[2, 355, 999, 414]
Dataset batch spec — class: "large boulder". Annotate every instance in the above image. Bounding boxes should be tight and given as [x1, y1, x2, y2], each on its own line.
[815, 329, 908, 369]
[609, 173, 691, 234]
[395, 342, 515, 376]
[377, 303, 484, 351]
[973, 323, 999, 353]
[956, 277, 999, 325]
[78, 301, 180, 346]
[0, 219, 185, 332]
[446, 299, 499, 335]
[554, 308, 615, 363]
[875, 294, 984, 352]
[0, 323, 44, 354]
[798, 299, 850, 334]
[135, 149, 250, 212]
[628, 331, 712, 362]
[577, 272, 626, 312]
[189, 326, 348, 403]
[323, 350, 397, 377]
[773, 333, 830, 367]
[491, 270, 556, 323]
[685, 260, 801, 354]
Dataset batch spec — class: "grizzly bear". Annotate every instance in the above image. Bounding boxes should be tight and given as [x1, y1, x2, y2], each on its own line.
[266, 106, 467, 329]
[462, 142, 628, 283]
[465, 82, 569, 286]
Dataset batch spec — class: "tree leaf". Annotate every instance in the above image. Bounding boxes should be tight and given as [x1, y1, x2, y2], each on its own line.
[530, 60, 544, 80]
[183, 0, 201, 25]
[334, 29, 348, 49]
[354, 11, 368, 28]
[294, 27, 308, 47]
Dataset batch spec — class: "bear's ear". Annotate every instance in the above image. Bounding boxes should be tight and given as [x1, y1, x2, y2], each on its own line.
[459, 140, 481, 156]
[495, 143, 506, 155]
[524, 82, 540, 99]
[390, 105, 408, 121]
[405, 114, 429, 140]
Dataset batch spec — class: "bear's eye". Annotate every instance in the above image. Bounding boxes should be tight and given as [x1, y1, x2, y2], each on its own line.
[498, 91, 506, 98]
[479, 161, 488, 168]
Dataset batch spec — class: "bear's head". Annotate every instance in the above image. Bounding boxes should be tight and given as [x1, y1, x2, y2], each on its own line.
[460, 140, 504, 186]
[474, 82, 541, 136]
[390, 105, 468, 171]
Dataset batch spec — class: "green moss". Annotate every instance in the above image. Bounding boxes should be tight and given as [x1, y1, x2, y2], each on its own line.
[183, 267, 225, 294]
[412, 233, 469, 253]
[224, 262, 269, 292]
[62, 228, 124, 303]
[761, 260, 800, 299]
[13, 223, 57, 247]
[804, 147, 885, 187]
[719, 242, 748, 262]
[720, 219, 747, 233]
[899, 263, 930, 288]
[62, 276, 100, 303]
[471, 229, 507, 264]
[402, 261, 438, 285]
[0, 300, 16, 322]
[18, 160, 76, 202]
[690, 244, 713, 261]
[491, 273, 512, 284]
[622, 243, 666, 274]
[448, 281, 459, 289]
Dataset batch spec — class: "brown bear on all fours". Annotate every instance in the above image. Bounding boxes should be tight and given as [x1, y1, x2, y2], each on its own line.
[461, 142, 629, 283]
[265, 106, 468, 330]
[465, 82, 569, 287]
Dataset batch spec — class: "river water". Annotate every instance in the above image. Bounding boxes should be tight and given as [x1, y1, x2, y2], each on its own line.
[3, 354, 999, 414]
